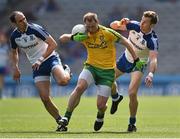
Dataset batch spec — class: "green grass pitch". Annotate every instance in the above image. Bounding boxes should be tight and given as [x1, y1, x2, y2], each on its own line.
[0, 96, 180, 138]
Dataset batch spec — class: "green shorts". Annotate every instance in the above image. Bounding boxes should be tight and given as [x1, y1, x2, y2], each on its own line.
[84, 63, 115, 87]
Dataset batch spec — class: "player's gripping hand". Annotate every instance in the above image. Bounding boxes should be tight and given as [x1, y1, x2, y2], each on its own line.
[133, 58, 146, 70]
[32, 56, 44, 71]
[110, 18, 130, 30]
[71, 33, 88, 42]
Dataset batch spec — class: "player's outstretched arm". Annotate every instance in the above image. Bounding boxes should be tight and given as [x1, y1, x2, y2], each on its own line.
[59, 34, 72, 43]
[59, 33, 87, 43]
[120, 35, 138, 60]
[110, 18, 130, 31]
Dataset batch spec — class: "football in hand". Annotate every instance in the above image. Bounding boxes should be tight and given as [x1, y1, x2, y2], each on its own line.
[71, 24, 86, 35]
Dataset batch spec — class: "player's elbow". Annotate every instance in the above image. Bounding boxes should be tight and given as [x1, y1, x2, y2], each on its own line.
[59, 34, 71, 43]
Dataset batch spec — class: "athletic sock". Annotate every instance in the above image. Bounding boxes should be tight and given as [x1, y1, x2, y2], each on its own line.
[129, 117, 136, 125]
[97, 111, 104, 119]
[64, 110, 72, 121]
[111, 93, 119, 100]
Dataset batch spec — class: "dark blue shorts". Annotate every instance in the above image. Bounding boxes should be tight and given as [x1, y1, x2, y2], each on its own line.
[33, 55, 62, 79]
[116, 53, 147, 73]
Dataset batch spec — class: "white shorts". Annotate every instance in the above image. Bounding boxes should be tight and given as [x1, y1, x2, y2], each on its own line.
[79, 69, 111, 97]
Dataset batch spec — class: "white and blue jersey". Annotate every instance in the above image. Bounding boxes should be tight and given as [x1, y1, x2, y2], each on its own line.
[117, 21, 158, 73]
[125, 21, 158, 63]
[10, 23, 62, 81]
[10, 23, 56, 64]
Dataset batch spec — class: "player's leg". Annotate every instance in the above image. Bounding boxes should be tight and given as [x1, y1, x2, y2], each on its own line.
[35, 80, 62, 122]
[52, 64, 71, 85]
[110, 67, 124, 114]
[51, 55, 71, 86]
[33, 56, 65, 131]
[94, 85, 110, 131]
[58, 69, 94, 129]
[127, 71, 143, 132]
[111, 53, 132, 114]
[94, 67, 114, 131]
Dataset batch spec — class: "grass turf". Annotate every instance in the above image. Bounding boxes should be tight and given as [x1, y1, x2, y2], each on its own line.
[0, 96, 180, 138]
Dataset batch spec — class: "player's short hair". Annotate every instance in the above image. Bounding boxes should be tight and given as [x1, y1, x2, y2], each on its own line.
[83, 12, 99, 23]
[143, 11, 159, 25]
[9, 11, 23, 23]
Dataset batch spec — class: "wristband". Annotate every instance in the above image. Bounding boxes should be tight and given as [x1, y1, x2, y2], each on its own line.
[35, 60, 41, 65]
[39, 56, 44, 62]
[148, 72, 154, 78]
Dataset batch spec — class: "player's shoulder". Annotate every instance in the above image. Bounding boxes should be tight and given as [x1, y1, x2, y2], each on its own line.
[10, 28, 20, 39]
[126, 20, 140, 27]
[28, 23, 44, 31]
[127, 20, 140, 31]
[151, 30, 158, 39]
[129, 20, 140, 25]
[146, 30, 159, 50]
[100, 25, 119, 34]
[146, 30, 158, 41]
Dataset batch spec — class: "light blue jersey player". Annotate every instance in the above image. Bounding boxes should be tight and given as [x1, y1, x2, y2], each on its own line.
[9, 11, 71, 131]
[110, 11, 159, 132]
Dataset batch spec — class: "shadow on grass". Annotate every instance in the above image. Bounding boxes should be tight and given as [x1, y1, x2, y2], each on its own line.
[0, 131, 130, 134]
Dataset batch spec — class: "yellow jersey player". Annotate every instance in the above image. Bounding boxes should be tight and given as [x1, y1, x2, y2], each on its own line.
[57, 12, 145, 132]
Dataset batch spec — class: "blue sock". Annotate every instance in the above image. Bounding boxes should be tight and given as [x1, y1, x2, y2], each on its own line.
[129, 117, 136, 125]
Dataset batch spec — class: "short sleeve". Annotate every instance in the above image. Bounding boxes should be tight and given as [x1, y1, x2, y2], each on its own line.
[31, 24, 50, 41]
[10, 34, 18, 49]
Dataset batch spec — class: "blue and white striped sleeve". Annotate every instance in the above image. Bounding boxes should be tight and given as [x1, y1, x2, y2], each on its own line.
[31, 24, 50, 41]
[10, 34, 18, 49]
[126, 21, 140, 31]
[148, 37, 159, 51]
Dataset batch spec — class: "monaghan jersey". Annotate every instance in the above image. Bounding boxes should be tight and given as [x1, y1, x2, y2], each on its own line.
[125, 21, 158, 63]
[10, 23, 56, 64]
[82, 25, 122, 69]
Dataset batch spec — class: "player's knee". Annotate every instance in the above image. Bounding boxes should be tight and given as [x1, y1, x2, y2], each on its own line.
[97, 101, 106, 111]
[74, 84, 86, 93]
[56, 78, 69, 86]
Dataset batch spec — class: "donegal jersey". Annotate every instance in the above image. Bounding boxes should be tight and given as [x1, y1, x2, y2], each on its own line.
[10, 23, 56, 65]
[82, 25, 121, 69]
[125, 21, 158, 63]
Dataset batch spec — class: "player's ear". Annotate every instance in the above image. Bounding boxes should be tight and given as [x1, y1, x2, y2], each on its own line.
[150, 24, 155, 28]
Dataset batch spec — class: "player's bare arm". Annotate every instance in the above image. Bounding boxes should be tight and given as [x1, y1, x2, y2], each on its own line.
[145, 50, 158, 87]
[43, 35, 57, 58]
[32, 35, 57, 70]
[110, 18, 130, 31]
[119, 35, 138, 61]
[59, 34, 72, 43]
[59, 33, 87, 43]
[11, 48, 21, 82]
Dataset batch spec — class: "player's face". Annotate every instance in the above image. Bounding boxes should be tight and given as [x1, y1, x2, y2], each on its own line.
[15, 13, 27, 32]
[85, 20, 99, 34]
[140, 16, 153, 33]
